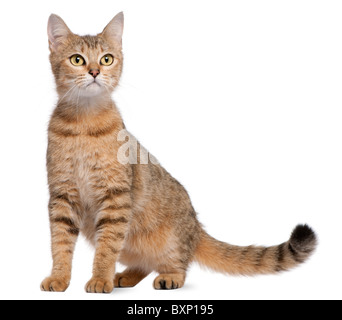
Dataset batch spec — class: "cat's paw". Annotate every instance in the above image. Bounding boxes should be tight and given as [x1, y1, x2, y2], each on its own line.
[153, 273, 185, 290]
[114, 268, 149, 288]
[85, 277, 114, 294]
[114, 273, 140, 288]
[41, 277, 69, 292]
[114, 272, 132, 287]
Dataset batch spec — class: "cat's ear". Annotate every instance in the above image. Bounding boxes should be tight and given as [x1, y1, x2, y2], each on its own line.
[101, 12, 124, 48]
[48, 14, 72, 52]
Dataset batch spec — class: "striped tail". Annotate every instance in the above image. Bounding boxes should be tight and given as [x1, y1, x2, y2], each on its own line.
[194, 224, 317, 275]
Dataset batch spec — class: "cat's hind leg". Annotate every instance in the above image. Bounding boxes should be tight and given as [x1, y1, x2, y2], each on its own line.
[114, 268, 150, 288]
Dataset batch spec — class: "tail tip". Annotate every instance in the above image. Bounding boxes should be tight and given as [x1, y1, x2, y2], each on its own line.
[290, 224, 317, 254]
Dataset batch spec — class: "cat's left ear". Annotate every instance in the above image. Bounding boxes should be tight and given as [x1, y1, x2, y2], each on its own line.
[101, 12, 124, 48]
[48, 14, 73, 52]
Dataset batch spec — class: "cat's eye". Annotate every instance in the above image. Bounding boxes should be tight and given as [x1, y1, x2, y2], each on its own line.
[70, 55, 85, 66]
[100, 54, 114, 66]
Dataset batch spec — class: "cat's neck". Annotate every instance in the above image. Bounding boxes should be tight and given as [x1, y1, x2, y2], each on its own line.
[56, 93, 118, 119]
[58, 91, 112, 109]
[51, 95, 124, 136]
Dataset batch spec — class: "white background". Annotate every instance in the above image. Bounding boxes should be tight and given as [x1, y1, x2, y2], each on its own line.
[0, 0, 341, 300]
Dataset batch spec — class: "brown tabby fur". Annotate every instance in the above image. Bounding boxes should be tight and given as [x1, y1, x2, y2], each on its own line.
[41, 13, 317, 293]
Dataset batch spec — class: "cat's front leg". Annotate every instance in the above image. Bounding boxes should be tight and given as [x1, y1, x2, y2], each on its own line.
[85, 187, 131, 294]
[41, 195, 80, 292]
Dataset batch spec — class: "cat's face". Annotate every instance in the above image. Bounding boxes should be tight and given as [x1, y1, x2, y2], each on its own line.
[48, 13, 124, 103]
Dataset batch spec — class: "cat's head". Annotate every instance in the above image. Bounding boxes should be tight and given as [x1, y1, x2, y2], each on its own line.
[48, 13, 124, 103]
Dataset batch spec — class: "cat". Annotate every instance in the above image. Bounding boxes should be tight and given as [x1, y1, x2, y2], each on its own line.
[41, 12, 317, 293]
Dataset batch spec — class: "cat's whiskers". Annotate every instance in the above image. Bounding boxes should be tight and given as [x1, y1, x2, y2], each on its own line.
[56, 81, 75, 90]
[103, 83, 113, 96]
[55, 75, 87, 86]
[75, 87, 81, 122]
[108, 83, 118, 91]
[58, 84, 78, 105]
[54, 72, 86, 77]
[74, 75, 90, 89]
[75, 80, 85, 86]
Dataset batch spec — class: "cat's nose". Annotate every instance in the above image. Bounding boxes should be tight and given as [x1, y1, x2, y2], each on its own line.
[89, 69, 100, 78]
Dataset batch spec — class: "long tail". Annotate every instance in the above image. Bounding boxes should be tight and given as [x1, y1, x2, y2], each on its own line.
[194, 224, 317, 275]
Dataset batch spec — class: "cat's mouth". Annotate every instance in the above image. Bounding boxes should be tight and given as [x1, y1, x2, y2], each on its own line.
[81, 80, 103, 97]
[86, 80, 100, 88]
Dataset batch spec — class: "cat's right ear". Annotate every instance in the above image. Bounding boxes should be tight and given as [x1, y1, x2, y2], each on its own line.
[48, 14, 72, 52]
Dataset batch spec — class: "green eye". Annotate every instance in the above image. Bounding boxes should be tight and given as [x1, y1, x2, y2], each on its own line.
[70, 55, 85, 66]
[100, 54, 114, 66]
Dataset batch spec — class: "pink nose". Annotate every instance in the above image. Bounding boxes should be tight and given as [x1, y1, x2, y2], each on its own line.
[89, 69, 100, 78]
